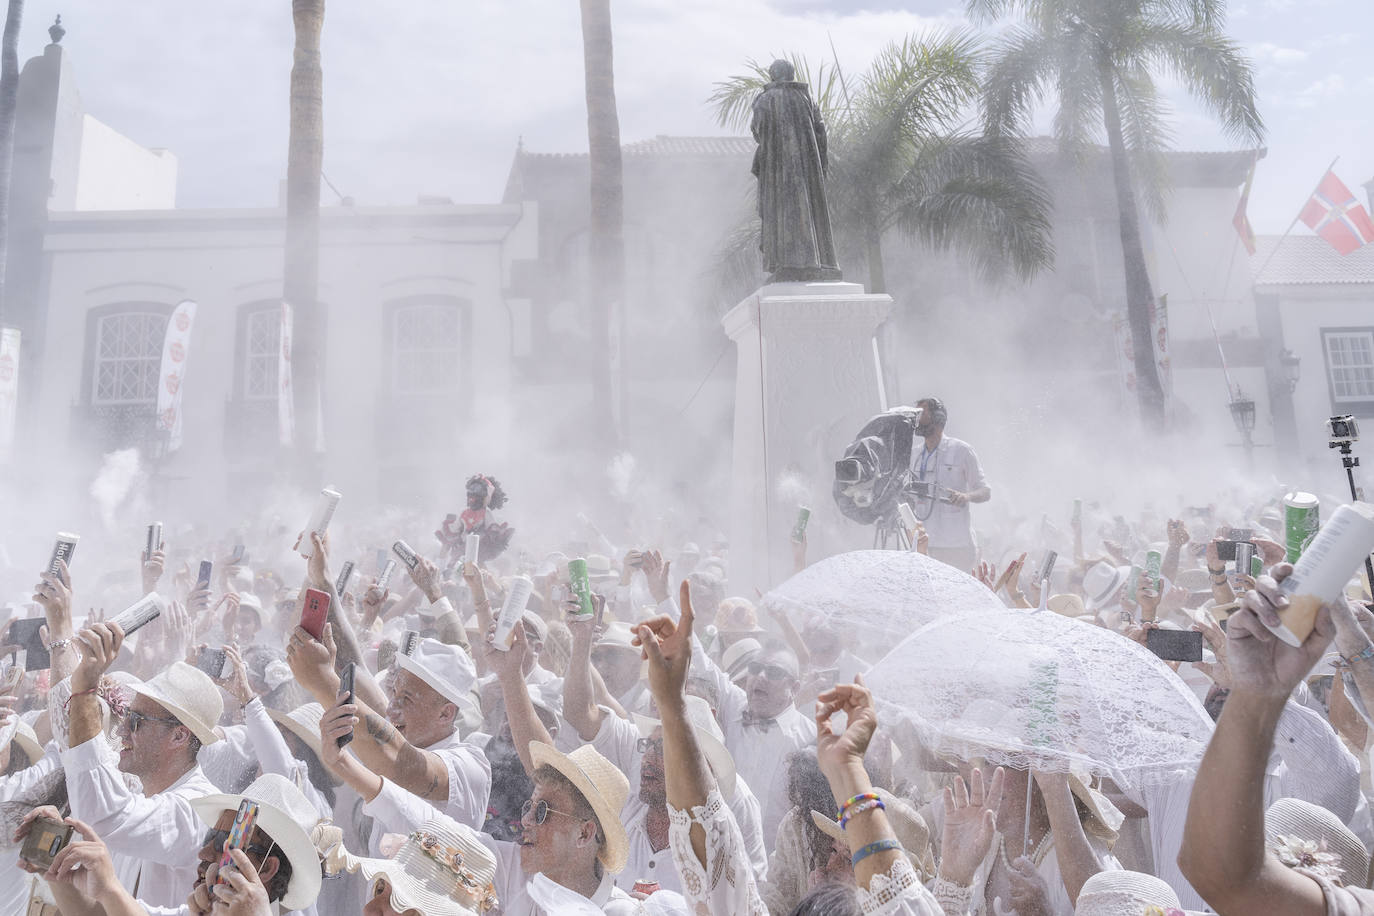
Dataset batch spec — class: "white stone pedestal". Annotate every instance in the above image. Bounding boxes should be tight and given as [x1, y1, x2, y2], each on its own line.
[722, 281, 893, 596]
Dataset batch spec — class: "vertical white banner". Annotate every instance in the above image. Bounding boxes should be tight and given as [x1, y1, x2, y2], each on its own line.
[156, 300, 197, 452]
[278, 302, 295, 447]
[1152, 293, 1173, 418]
[0, 327, 19, 458]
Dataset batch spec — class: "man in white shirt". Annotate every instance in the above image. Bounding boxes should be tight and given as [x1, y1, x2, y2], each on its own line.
[908, 397, 990, 574]
[58, 622, 224, 909]
[288, 627, 492, 834]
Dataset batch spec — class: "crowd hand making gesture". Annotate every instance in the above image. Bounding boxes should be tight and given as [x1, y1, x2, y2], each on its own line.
[189, 848, 272, 916]
[141, 542, 165, 596]
[297, 531, 331, 593]
[217, 644, 256, 707]
[359, 577, 388, 630]
[938, 766, 1007, 889]
[639, 549, 672, 605]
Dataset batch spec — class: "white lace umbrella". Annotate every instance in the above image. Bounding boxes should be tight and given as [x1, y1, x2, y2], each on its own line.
[864, 608, 1214, 787]
[758, 549, 1004, 648]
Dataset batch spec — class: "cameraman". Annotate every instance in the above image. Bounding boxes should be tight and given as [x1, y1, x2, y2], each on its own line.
[909, 397, 990, 574]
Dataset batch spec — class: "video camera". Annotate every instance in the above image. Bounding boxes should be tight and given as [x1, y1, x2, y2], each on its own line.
[1329, 415, 1359, 449]
[833, 406, 931, 525]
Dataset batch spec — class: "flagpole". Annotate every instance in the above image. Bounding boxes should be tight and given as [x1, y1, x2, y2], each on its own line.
[1253, 155, 1340, 282]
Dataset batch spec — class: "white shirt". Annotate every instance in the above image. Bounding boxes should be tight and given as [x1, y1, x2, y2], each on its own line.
[0, 746, 63, 916]
[910, 434, 987, 549]
[477, 835, 638, 916]
[61, 734, 220, 909]
[422, 727, 494, 831]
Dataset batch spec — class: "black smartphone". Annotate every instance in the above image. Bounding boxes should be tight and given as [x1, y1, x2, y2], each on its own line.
[337, 662, 355, 747]
[8, 619, 49, 671]
[195, 646, 227, 680]
[1215, 539, 1239, 562]
[196, 560, 213, 590]
[1146, 628, 1204, 663]
[228, 543, 246, 565]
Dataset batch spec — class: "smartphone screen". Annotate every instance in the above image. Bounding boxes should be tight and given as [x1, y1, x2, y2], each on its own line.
[196, 560, 213, 590]
[1146, 628, 1204, 663]
[8, 619, 49, 671]
[1214, 539, 1238, 562]
[300, 588, 330, 640]
[196, 646, 227, 680]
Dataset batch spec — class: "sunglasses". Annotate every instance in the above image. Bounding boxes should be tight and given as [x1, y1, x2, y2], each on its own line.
[746, 662, 793, 681]
[520, 798, 587, 826]
[125, 710, 182, 733]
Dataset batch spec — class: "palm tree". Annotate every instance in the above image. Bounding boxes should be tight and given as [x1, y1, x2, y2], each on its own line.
[0, 0, 24, 329]
[284, 0, 324, 472]
[579, 0, 625, 445]
[971, 0, 1263, 427]
[710, 33, 1054, 297]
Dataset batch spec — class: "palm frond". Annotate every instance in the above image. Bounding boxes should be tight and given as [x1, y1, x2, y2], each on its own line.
[889, 134, 1055, 283]
[1139, 21, 1264, 144]
[707, 55, 843, 133]
[981, 26, 1056, 138]
[1050, 23, 1105, 158]
[1112, 64, 1174, 222]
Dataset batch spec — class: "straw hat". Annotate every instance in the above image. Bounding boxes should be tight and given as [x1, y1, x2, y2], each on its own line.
[1266, 797, 1370, 886]
[267, 702, 324, 760]
[131, 661, 223, 746]
[397, 639, 478, 716]
[1174, 568, 1214, 591]
[1083, 562, 1130, 610]
[190, 773, 323, 910]
[721, 637, 763, 680]
[10, 719, 43, 765]
[632, 695, 736, 800]
[810, 788, 936, 881]
[331, 817, 497, 915]
[1074, 869, 1200, 915]
[529, 741, 630, 873]
[1047, 594, 1095, 624]
[714, 598, 765, 636]
[592, 622, 642, 658]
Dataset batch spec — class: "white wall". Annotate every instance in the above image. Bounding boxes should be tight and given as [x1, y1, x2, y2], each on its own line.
[72, 116, 177, 211]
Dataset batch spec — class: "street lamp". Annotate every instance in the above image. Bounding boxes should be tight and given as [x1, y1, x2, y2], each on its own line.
[1280, 349, 1301, 392]
[1229, 390, 1256, 467]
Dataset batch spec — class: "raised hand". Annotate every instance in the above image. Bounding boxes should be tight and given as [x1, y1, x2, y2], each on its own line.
[815, 675, 878, 780]
[209, 847, 272, 916]
[641, 549, 671, 604]
[304, 531, 331, 591]
[940, 766, 1006, 886]
[1006, 855, 1052, 916]
[72, 622, 124, 693]
[482, 621, 528, 682]
[220, 644, 255, 706]
[142, 546, 166, 595]
[1227, 565, 1335, 699]
[633, 580, 695, 703]
[318, 699, 359, 771]
[33, 559, 74, 635]
[43, 818, 120, 899]
[407, 555, 444, 603]
[1167, 518, 1190, 548]
[286, 623, 340, 700]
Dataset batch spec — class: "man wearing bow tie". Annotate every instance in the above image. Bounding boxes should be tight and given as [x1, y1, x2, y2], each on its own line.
[702, 639, 817, 841]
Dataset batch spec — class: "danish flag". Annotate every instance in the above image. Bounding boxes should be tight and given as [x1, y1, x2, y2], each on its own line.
[1299, 169, 1374, 255]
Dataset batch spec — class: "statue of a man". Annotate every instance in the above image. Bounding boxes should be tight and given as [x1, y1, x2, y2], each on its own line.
[751, 59, 842, 283]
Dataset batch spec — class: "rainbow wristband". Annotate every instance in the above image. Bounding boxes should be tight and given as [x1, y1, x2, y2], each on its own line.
[836, 792, 880, 821]
[840, 798, 885, 829]
[851, 839, 902, 866]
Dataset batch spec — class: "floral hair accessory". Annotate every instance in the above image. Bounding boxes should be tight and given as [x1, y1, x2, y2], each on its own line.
[412, 830, 499, 911]
[1144, 907, 1186, 916]
[1272, 834, 1343, 882]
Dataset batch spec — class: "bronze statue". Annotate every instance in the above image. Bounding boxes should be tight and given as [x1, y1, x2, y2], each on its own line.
[751, 59, 842, 283]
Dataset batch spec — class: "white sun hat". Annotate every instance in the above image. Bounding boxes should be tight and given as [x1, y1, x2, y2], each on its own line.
[330, 816, 498, 915]
[397, 638, 478, 716]
[190, 773, 323, 911]
[1074, 869, 1204, 915]
[131, 661, 223, 746]
[632, 695, 737, 800]
[529, 741, 630, 873]
[11, 719, 43, 765]
[266, 702, 324, 760]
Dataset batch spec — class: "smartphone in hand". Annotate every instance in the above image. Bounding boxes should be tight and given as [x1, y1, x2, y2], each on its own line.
[8, 619, 49, 671]
[195, 646, 227, 680]
[1146, 628, 1204, 663]
[300, 588, 330, 640]
[20, 816, 73, 870]
[216, 799, 260, 884]
[337, 662, 355, 747]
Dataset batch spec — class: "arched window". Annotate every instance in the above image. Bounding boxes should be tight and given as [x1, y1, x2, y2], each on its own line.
[390, 298, 466, 395]
[91, 309, 168, 405]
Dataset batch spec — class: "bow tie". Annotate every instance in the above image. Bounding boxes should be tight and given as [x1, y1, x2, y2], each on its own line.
[741, 710, 778, 732]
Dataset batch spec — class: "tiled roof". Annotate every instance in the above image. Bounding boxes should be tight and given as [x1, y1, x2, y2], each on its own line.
[518, 135, 752, 160]
[1252, 235, 1374, 286]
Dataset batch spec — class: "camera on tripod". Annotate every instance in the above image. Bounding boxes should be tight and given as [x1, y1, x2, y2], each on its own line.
[832, 406, 928, 525]
[1328, 415, 1359, 449]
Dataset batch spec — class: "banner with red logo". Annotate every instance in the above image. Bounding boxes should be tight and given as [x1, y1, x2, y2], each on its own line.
[156, 300, 197, 452]
[279, 302, 294, 447]
[0, 327, 19, 458]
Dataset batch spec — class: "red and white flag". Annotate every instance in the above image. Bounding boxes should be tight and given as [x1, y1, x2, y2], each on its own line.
[1233, 156, 1257, 255]
[278, 302, 295, 447]
[156, 300, 197, 452]
[1299, 169, 1374, 255]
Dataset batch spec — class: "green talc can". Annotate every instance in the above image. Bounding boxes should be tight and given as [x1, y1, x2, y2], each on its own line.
[568, 557, 594, 617]
[1284, 492, 1321, 564]
[1126, 564, 1142, 603]
[792, 506, 811, 543]
[1252, 555, 1263, 578]
[1145, 550, 1162, 593]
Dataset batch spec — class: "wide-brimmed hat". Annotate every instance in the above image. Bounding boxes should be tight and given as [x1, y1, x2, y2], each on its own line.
[811, 788, 936, 881]
[714, 598, 765, 636]
[721, 638, 762, 681]
[330, 817, 497, 915]
[1047, 593, 1093, 622]
[529, 741, 630, 873]
[1082, 562, 1130, 610]
[397, 638, 478, 716]
[1074, 869, 1201, 915]
[632, 695, 736, 800]
[190, 773, 323, 910]
[592, 622, 642, 657]
[1266, 796, 1370, 886]
[585, 554, 617, 581]
[12, 720, 42, 765]
[131, 661, 223, 746]
[1174, 568, 1213, 591]
[267, 702, 324, 760]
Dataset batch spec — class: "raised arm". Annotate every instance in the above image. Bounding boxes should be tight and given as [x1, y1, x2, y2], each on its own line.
[1035, 771, 1103, 905]
[1179, 568, 1332, 915]
[483, 625, 554, 777]
[1162, 519, 1189, 583]
[33, 558, 80, 684]
[562, 604, 606, 742]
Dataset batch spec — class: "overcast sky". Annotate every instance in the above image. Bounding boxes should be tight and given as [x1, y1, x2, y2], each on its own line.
[19, 0, 1374, 235]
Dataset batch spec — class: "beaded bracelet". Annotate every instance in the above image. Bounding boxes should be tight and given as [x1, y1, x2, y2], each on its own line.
[1342, 644, 1374, 666]
[840, 798, 886, 829]
[836, 792, 880, 821]
[851, 838, 902, 866]
[45, 637, 74, 653]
